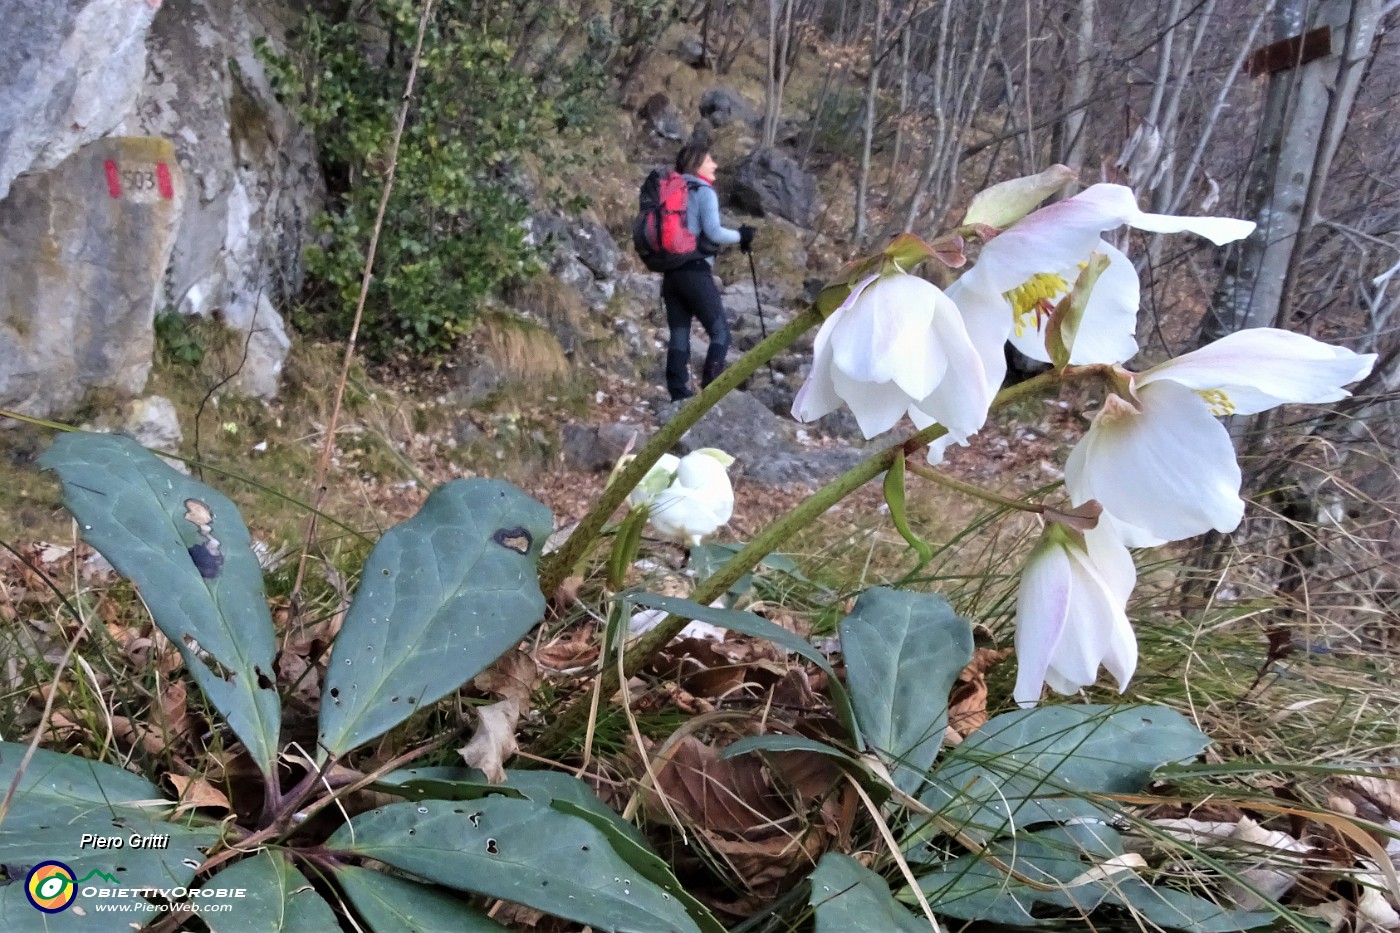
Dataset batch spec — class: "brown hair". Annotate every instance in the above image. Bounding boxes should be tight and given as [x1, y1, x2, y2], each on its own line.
[675, 141, 711, 176]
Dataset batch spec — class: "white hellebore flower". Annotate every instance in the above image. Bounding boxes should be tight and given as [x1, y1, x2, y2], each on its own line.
[1066, 328, 1376, 547]
[948, 183, 1255, 408]
[792, 272, 991, 441]
[1014, 523, 1137, 706]
[645, 448, 735, 545]
[625, 453, 680, 509]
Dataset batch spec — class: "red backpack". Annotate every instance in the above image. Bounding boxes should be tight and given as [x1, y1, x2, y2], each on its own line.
[632, 169, 711, 272]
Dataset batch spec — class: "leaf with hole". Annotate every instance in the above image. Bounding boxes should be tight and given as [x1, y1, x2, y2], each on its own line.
[327, 799, 703, 933]
[335, 865, 506, 931]
[916, 704, 1210, 844]
[195, 849, 337, 931]
[0, 743, 220, 931]
[370, 768, 723, 933]
[317, 479, 552, 758]
[809, 852, 928, 933]
[840, 587, 973, 794]
[39, 433, 281, 773]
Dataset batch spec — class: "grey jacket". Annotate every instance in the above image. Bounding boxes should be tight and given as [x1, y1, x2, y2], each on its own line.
[682, 174, 740, 265]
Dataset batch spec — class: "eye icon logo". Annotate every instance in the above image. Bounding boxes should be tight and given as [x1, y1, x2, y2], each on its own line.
[26, 861, 77, 913]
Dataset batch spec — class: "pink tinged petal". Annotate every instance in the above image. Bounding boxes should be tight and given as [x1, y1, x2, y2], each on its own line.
[1139, 328, 1378, 416]
[792, 310, 845, 423]
[974, 184, 1140, 295]
[1066, 242, 1141, 365]
[1127, 210, 1255, 245]
[831, 368, 916, 438]
[1066, 381, 1245, 542]
[1014, 540, 1073, 706]
[830, 275, 942, 396]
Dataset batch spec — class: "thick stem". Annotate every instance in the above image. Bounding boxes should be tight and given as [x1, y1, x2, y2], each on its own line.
[533, 369, 1060, 753]
[537, 307, 822, 596]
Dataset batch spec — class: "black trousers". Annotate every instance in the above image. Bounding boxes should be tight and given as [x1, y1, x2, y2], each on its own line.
[661, 260, 730, 400]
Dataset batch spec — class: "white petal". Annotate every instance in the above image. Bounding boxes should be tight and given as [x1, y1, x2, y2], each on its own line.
[792, 309, 845, 423]
[909, 298, 993, 439]
[972, 184, 1140, 295]
[831, 368, 915, 438]
[830, 275, 944, 398]
[1139, 328, 1377, 415]
[1014, 540, 1073, 706]
[1128, 209, 1255, 245]
[648, 486, 726, 541]
[944, 279, 1011, 397]
[1066, 242, 1141, 365]
[1065, 382, 1244, 542]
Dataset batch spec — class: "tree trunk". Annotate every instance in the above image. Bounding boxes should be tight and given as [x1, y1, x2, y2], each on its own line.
[852, 0, 885, 246]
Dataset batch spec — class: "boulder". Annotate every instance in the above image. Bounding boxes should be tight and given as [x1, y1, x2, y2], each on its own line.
[676, 35, 709, 68]
[123, 395, 183, 453]
[699, 88, 757, 128]
[113, 0, 321, 397]
[525, 213, 621, 311]
[730, 147, 820, 226]
[0, 137, 184, 417]
[639, 93, 686, 141]
[561, 422, 643, 472]
[0, 0, 159, 202]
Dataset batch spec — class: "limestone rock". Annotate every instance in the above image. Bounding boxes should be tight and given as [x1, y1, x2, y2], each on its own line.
[731, 148, 820, 226]
[700, 88, 757, 129]
[525, 213, 621, 311]
[123, 395, 183, 452]
[0, 0, 159, 201]
[115, 0, 322, 397]
[676, 35, 709, 68]
[639, 93, 686, 142]
[0, 137, 184, 417]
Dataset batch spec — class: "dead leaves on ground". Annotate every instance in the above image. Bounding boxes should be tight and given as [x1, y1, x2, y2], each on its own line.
[459, 650, 540, 783]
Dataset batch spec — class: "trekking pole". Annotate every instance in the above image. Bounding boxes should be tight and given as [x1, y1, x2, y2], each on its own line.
[746, 250, 778, 382]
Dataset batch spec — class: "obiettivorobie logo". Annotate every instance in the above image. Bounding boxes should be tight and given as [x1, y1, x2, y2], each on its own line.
[24, 861, 108, 913]
[23, 861, 245, 916]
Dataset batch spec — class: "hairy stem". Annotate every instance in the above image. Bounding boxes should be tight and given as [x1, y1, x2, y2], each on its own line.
[905, 460, 1045, 513]
[537, 306, 822, 596]
[534, 369, 1060, 753]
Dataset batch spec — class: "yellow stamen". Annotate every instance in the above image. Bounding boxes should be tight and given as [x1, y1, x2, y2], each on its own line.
[1196, 388, 1236, 416]
[1004, 272, 1071, 337]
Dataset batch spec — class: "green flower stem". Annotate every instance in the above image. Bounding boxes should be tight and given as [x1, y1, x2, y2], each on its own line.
[533, 368, 1060, 753]
[538, 306, 823, 596]
[904, 461, 1045, 513]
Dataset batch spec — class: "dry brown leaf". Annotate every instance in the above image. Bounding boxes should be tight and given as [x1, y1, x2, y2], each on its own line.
[948, 647, 1013, 737]
[535, 625, 599, 671]
[650, 736, 789, 836]
[112, 716, 168, 756]
[1339, 773, 1400, 822]
[164, 774, 231, 816]
[458, 699, 522, 784]
[473, 649, 538, 707]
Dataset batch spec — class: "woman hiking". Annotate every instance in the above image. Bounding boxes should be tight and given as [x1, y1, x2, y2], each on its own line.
[662, 141, 755, 401]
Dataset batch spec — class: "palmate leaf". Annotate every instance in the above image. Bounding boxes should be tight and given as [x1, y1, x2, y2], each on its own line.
[326, 799, 703, 933]
[915, 704, 1211, 844]
[809, 853, 928, 933]
[317, 479, 552, 759]
[38, 433, 280, 774]
[0, 743, 220, 932]
[911, 824, 1276, 931]
[335, 865, 506, 931]
[195, 850, 337, 931]
[371, 768, 724, 933]
[839, 587, 973, 794]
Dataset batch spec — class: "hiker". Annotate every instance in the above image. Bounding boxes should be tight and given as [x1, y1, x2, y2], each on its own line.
[660, 142, 755, 401]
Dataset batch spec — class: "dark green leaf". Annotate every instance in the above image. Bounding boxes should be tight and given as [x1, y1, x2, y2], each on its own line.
[196, 850, 337, 931]
[918, 705, 1210, 843]
[840, 588, 973, 794]
[335, 865, 505, 932]
[327, 799, 702, 933]
[39, 433, 280, 772]
[0, 743, 219, 931]
[883, 452, 933, 562]
[809, 853, 928, 933]
[318, 479, 552, 758]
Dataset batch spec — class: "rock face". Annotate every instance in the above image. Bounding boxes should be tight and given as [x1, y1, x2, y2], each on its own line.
[0, 138, 184, 416]
[525, 213, 621, 311]
[115, 0, 322, 398]
[730, 147, 820, 226]
[0, 0, 160, 202]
